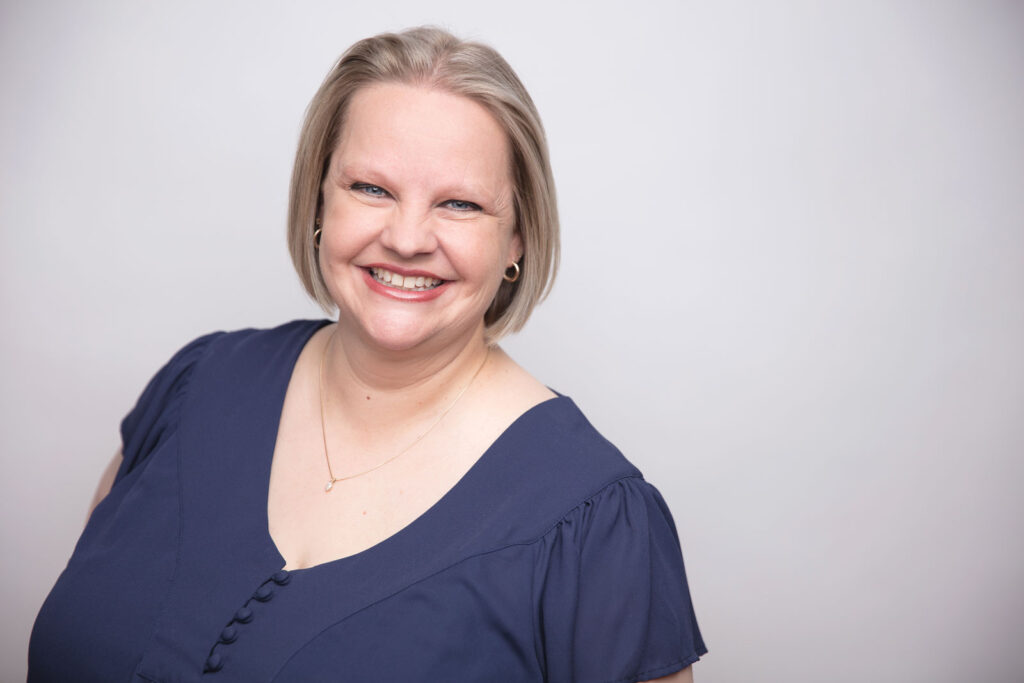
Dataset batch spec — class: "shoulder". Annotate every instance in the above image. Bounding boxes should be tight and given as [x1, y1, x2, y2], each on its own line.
[118, 319, 328, 477]
[194, 319, 329, 364]
[515, 396, 640, 489]
[154, 319, 329, 387]
[470, 396, 648, 546]
[136, 319, 328, 378]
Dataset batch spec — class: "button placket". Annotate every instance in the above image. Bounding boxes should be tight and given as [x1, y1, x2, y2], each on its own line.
[219, 625, 239, 643]
[252, 583, 275, 602]
[202, 570, 292, 675]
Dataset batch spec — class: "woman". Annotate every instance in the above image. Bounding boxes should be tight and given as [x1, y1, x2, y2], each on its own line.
[29, 27, 706, 682]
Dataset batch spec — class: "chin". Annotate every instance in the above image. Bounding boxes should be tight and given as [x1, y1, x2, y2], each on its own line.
[355, 316, 447, 353]
[359, 311, 487, 355]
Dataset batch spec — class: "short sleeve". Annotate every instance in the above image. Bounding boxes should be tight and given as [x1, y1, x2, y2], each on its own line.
[116, 332, 221, 482]
[533, 476, 706, 683]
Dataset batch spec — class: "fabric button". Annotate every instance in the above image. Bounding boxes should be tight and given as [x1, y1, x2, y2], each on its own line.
[252, 584, 274, 602]
[203, 652, 223, 673]
[233, 606, 253, 624]
[271, 569, 291, 585]
[219, 625, 238, 644]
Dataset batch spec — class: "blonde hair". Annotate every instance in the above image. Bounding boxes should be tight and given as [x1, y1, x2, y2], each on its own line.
[287, 27, 559, 342]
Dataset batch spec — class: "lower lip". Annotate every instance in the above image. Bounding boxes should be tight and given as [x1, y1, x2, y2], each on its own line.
[362, 268, 449, 302]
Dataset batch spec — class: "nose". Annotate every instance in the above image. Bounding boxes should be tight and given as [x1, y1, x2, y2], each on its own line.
[378, 206, 438, 258]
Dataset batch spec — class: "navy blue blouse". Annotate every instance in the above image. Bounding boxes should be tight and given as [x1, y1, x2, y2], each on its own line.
[29, 320, 706, 682]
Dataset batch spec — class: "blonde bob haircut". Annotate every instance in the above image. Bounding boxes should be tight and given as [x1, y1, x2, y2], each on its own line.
[287, 27, 559, 343]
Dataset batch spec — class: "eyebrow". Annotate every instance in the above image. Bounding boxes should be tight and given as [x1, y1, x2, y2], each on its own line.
[334, 162, 394, 189]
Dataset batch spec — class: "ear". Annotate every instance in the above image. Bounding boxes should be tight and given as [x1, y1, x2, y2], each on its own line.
[510, 230, 524, 264]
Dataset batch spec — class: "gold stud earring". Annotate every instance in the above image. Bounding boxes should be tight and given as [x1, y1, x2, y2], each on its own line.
[503, 261, 521, 283]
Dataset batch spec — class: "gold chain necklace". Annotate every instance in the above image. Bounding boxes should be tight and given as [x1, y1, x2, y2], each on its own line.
[318, 330, 490, 492]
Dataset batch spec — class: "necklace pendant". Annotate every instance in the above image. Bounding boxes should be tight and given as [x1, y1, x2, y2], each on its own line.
[325, 480, 335, 492]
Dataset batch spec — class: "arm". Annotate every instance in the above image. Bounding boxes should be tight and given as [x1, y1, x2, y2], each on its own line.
[642, 665, 694, 683]
[86, 449, 123, 521]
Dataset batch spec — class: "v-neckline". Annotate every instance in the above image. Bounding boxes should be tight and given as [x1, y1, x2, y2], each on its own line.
[257, 319, 565, 576]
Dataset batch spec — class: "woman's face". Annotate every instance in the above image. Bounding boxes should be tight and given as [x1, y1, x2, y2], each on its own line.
[318, 82, 520, 354]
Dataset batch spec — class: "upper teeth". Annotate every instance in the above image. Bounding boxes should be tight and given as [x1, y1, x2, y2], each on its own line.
[371, 267, 443, 291]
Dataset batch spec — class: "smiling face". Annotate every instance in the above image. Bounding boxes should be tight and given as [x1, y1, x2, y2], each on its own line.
[318, 83, 521, 355]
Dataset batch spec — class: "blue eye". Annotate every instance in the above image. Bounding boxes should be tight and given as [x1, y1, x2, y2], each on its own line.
[352, 183, 387, 197]
[443, 199, 481, 212]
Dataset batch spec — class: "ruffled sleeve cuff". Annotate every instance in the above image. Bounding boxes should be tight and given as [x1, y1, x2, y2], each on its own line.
[532, 475, 706, 683]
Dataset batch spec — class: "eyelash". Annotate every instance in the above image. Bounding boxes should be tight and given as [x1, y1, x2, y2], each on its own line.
[350, 183, 481, 212]
[442, 199, 482, 212]
[351, 182, 388, 198]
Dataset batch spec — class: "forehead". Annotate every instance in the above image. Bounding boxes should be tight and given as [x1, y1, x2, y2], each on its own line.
[333, 83, 512, 190]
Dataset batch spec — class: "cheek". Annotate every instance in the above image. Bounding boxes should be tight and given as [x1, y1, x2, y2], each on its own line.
[321, 205, 376, 259]
[471, 241, 517, 304]
[317, 217, 365, 299]
[445, 228, 507, 276]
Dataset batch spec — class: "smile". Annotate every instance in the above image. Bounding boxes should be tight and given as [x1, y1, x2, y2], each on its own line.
[369, 267, 445, 291]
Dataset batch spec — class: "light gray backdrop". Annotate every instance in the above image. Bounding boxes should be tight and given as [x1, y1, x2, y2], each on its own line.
[2, 1, 1022, 681]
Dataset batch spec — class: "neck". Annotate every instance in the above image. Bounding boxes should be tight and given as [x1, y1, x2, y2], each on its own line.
[320, 321, 491, 431]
